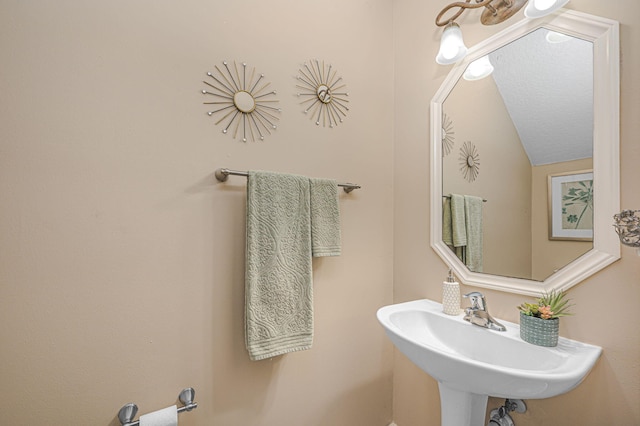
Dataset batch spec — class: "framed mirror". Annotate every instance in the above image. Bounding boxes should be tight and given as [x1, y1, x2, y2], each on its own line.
[430, 10, 620, 296]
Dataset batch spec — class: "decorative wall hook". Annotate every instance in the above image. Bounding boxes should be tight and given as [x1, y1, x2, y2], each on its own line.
[613, 209, 640, 255]
[296, 59, 349, 128]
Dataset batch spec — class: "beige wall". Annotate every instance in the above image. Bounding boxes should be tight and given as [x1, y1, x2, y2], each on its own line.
[2, 0, 638, 425]
[531, 158, 593, 280]
[0, 1, 394, 425]
[393, 0, 639, 425]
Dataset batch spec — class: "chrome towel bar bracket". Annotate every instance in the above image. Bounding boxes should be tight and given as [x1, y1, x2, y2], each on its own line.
[215, 167, 361, 193]
[117, 387, 198, 426]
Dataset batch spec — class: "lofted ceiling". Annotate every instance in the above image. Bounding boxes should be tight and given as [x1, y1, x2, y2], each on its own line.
[488, 28, 593, 166]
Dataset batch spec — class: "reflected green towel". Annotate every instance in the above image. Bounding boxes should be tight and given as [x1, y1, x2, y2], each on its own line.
[464, 195, 483, 273]
[245, 171, 313, 361]
[450, 194, 467, 248]
[444, 194, 483, 271]
[442, 197, 453, 246]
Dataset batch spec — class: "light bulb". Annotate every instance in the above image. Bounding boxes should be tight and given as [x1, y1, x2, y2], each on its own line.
[545, 30, 572, 43]
[534, 0, 555, 11]
[463, 55, 494, 81]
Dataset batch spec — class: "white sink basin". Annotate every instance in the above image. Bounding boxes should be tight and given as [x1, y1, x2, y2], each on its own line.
[377, 299, 602, 425]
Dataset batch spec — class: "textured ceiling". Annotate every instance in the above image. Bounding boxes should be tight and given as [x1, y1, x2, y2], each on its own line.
[488, 28, 593, 166]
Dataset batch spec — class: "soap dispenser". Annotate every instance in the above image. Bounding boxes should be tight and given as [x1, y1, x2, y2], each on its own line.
[442, 270, 461, 315]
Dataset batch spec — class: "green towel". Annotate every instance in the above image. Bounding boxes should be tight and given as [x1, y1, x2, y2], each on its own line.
[443, 196, 463, 261]
[245, 171, 313, 361]
[442, 197, 453, 246]
[310, 178, 341, 257]
[450, 194, 467, 248]
[444, 194, 483, 271]
[450, 194, 466, 262]
[464, 195, 483, 273]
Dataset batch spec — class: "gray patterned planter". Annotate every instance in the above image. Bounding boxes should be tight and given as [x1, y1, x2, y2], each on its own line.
[520, 312, 559, 347]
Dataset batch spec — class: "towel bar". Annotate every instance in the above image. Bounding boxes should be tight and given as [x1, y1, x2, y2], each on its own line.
[443, 194, 487, 202]
[117, 388, 198, 426]
[215, 167, 361, 193]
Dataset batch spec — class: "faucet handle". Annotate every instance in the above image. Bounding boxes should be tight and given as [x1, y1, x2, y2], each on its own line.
[463, 292, 486, 310]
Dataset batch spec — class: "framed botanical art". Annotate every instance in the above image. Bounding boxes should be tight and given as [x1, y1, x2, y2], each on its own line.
[548, 170, 594, 241]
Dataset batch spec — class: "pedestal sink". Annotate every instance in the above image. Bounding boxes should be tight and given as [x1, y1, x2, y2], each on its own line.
[377, 299, 602, 426]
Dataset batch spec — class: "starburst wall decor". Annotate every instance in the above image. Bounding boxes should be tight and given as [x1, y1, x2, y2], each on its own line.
[296, 59, 349, 128]
[442, 113, 455, 157]
[202, 61, 280, 142]
[459, 141, 480, 182]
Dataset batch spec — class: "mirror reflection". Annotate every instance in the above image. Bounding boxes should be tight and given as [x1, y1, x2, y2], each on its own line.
[442, 28, 594, 281]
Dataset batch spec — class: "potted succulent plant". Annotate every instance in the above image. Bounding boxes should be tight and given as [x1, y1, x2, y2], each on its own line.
[518, 291, 573, 347]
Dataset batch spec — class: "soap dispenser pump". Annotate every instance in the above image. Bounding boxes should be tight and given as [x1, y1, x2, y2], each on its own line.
[442, 270, 461, 315]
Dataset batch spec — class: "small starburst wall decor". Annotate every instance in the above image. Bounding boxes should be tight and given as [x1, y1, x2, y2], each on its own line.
[202, 61, 280, 142]
[442, 113, 455, 157]
[296, 59, 349, 128]
[459, 141, 480, 182]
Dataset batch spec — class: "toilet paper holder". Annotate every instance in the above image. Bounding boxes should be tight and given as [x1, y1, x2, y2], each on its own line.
[118, 387, 198, 426]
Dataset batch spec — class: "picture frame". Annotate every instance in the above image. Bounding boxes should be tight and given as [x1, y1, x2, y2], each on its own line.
[548, 170, 594, 241]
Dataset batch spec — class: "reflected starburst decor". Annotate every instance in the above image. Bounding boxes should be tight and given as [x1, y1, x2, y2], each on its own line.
[459, 141, 480, 182]
[202, 61, 280, 142]
[296, 59, 349, 127]
[442, 113, 455, 156]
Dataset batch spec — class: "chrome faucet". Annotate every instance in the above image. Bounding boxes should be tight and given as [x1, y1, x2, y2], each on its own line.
[463, 292, 506, 331]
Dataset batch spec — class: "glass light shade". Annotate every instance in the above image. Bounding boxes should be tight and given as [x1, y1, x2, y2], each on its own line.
[524, 0, 569, 19]
[436, 23, 468, 65]
[463, 55, 494, 81]
[545, 30, 572, 43]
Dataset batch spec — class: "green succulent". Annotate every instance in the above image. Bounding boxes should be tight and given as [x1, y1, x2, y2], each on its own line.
[518, 290, 573, 320]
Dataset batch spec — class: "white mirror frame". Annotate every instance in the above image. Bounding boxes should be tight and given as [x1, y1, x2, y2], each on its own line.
[430, 10, 620, 296]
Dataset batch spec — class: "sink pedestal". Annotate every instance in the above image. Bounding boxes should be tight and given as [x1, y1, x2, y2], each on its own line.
[438, 383, 488, 426]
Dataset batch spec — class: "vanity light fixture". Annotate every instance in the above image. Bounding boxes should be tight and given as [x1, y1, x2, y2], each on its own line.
[435, 0, 570, 64]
